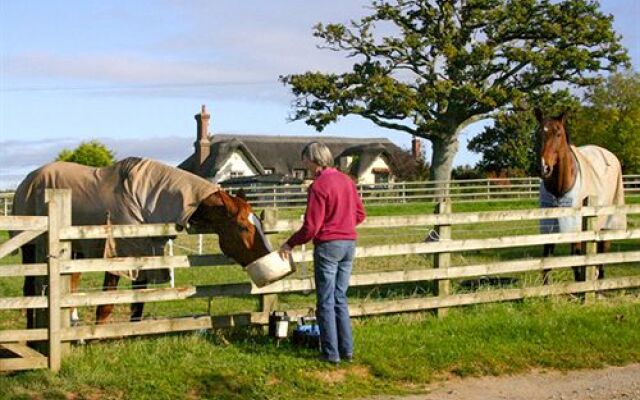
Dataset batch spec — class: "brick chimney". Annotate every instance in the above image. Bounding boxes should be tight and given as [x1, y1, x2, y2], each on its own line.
[194, 105, 211, 174]
[411, 136, 422, 161]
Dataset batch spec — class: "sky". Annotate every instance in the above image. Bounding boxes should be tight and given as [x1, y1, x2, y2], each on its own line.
[0, 1, 638, 190]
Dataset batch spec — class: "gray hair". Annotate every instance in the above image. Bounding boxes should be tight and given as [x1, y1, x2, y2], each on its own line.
[301, 142, 334, 167]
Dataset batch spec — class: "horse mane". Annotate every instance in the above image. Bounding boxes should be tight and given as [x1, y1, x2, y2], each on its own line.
[215, 190, 254, 228]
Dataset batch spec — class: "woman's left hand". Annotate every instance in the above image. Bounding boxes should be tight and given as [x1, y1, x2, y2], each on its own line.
[278, 243, 292, 261]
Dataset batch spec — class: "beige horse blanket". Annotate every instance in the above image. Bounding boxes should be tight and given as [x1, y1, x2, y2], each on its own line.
[540, 145, 626, 233]
[13, 157, 219, 283]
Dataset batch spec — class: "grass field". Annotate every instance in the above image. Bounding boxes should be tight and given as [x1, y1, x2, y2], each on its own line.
[1, 199, 639, 399]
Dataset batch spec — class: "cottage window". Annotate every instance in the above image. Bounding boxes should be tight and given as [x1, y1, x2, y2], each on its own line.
[373, 171, 389, 184]
[293, 169, 306, 180]
[230, 171, 244, 178]
[264, 168, 274, 175]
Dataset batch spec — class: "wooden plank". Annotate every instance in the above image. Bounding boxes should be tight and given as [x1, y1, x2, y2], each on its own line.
[287, 229, 640, 261]
[0, 230, 46, 259]
[61, 254, 233, 274]
[211, 314, 254, 329]
[0, 317, 212, 343]
[1, 343, 45, 359]
[61, 286, 198, 308]
[0, 328, 47, 343]
[243, 276, 640, 325]
[0, 263, 47, 277]
[60, 223, 182, 240]
[0, 216, 48, 231]
[61, 316, 211, 341]
[198, 250, 640, 297]
[0, 296, 48, 310]
[0, 356, 47, 372]
[270, 205, 640, 232]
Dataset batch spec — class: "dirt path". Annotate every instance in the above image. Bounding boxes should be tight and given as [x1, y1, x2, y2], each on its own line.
[370, 364, 640, 400]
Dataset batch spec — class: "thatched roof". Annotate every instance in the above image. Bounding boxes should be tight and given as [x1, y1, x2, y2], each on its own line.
[179, 134, 411, 179]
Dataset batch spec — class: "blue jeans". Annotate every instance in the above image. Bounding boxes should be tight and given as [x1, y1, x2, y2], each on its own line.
[313, 240, 355, 362]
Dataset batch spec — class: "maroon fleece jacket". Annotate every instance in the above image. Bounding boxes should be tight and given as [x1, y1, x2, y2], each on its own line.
[286, 167, 366, 247]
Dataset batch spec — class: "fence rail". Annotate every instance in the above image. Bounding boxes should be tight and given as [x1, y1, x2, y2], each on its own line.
[1, 190, 639, 372]
[2, 175, 640, 213]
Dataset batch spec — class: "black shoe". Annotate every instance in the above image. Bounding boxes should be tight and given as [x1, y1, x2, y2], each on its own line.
[341, 354, 353, 363]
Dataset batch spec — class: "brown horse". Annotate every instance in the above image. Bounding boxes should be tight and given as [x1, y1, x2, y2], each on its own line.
[13, 158, 272, 326]
[535, 109, 626, 284]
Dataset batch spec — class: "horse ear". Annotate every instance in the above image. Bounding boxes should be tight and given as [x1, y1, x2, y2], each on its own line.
[534, 108, 544, 124]
[557, 111, 567, 125]
[235, 188, 247, 200]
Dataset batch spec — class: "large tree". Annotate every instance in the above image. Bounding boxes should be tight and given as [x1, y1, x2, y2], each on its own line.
[571, 72, 640, 174]
[281, 0, 629, 186]
[56, 140, 115, 167]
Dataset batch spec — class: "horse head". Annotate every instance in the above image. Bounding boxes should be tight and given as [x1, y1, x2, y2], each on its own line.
[188, 189, 272, 266]
[535, 108, 570, 179]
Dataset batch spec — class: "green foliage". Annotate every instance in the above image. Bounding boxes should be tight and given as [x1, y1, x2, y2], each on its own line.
[388, 147, 430, 181]
[56, 140, 115, 167]
[570, 72, 640, 174]
[469, 90, 580, 176]
[451, 164, 483, 180]
[281, 0, 629, 181]
[469, 111, 538, 176]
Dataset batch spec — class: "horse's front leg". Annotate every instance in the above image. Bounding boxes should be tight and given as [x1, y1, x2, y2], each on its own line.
[96, 272, 120, 325]
[130, 278, 147, 322]
[597, 241, 610, 279]
[571, 243, 585, 282]
[542, 244, 555, 285]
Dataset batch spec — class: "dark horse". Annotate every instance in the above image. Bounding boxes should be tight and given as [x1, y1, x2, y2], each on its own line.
[13, 157, 272, 326]
[535, 109, 626, 284]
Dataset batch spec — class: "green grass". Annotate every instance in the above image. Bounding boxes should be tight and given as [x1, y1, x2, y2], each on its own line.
[1, 199, 640, 399]
[1, 298, 639, 400]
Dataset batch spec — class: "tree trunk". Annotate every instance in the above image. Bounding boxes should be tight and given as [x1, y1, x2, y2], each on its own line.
[429, 135, 459, 200]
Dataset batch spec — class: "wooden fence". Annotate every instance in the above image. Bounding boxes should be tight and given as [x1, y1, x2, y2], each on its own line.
[1, 189, 640, 372]
[2, 175, 640, 214]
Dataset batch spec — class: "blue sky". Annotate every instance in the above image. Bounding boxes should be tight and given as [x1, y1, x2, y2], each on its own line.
[1, 0, 638, 189]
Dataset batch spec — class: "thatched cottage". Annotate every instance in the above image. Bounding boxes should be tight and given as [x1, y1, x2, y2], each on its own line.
[179, 106, 421, 185]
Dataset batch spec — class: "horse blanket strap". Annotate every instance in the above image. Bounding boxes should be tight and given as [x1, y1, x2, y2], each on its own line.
[103, 211, 139, 281]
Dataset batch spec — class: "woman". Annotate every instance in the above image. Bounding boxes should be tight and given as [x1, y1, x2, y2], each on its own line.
[279, 142, 366, 364]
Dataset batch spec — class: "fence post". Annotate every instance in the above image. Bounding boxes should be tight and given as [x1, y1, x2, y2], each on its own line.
[259, 207, 279, 314]
[582, 196, 598, 303]
[46, 189, 71, 372]
[434, 200, 451, 317]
